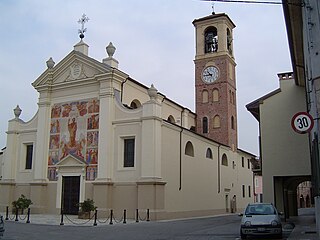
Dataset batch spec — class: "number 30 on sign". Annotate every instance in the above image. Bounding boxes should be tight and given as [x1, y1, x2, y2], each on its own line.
[291, 112, 314, 134]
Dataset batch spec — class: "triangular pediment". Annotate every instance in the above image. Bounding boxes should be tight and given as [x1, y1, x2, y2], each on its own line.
[56, 153, 87, 167]
[32, 50, 111, 88]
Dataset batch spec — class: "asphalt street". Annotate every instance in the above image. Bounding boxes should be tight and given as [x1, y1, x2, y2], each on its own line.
[1, 214, 292, 240]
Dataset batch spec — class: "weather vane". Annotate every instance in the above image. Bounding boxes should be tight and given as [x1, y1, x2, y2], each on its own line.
[212, 1, 215, 14]
[78, 14, 89, 39]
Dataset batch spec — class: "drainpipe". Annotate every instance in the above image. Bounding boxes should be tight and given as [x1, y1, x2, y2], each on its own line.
[179, 128, 183, 191]
[179, 109, 183, 191]
[120, 77, 128, 102]
[218, 145, 221, 193]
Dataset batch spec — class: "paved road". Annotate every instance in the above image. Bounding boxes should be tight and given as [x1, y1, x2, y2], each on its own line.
[2, 214, 292, 240]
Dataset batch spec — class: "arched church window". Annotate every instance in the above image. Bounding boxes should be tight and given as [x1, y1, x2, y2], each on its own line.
[205, 27, 218, 53]
[231, 116, 235, 130]
[203, 117, 208, 133]
[185, 141, 194, 157]
[222, 153, 228, 166]
[167, 115, 175, 123]
[130, 99, 141, 109]
[206, 148, 213, 159]
[202, 90, 209, 103]
[213, 115, 221, 128]
[212, 89, 219, 102]
[227, 28, 232, 54]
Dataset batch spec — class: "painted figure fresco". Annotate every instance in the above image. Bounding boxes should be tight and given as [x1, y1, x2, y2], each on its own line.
[77, 101, 88, 116]
[86, 148, 98, 164]
[51, 105, 61, 118]
[68, 118, 77, 147]
[50, 119, 60, 134]
[87, 131, 99, 147]
[48, 98, 99, 181]
[87, 114, 99, 130]
[86, 166, 97, 181]
[48, 151, 59, 165]
[49, 135, 60, 150]
[88, 99, 99, 113]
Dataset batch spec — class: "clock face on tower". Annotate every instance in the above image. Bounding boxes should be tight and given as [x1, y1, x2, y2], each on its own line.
[202, 66, 219, 83]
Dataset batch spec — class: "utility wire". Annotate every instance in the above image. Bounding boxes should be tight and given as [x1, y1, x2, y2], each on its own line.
[201, 0, 282, 5]
[200, 0, 304, 7]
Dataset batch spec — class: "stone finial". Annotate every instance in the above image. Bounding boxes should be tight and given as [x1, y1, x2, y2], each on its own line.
[46, 57, 55, 69]
[148, 84, 158, 100]
[14, 105, 22, 119]
[106, 42, 116, 57]
[103, 42, 119, 68]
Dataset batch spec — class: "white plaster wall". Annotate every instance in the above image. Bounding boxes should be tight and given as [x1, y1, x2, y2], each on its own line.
[0, 151, 3, 180]
[260, 79, 310, 203]
[113, 122, 142, 182]
[122, 80, 149, 106]
[121, 79, 196, 129]
[161, 122, 253, 214]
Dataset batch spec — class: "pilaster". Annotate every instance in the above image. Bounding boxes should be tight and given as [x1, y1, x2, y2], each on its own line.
[181, 109, 190, 129]
[34, 95, 51, 182]
[141, 85, 162, 179]
[96, 76, 114, 181]
[96, 71, 126, 181]
[2, 118, 21, 181]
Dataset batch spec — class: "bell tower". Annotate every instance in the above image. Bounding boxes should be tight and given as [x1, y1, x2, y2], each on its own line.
[193, 13, 237, 150]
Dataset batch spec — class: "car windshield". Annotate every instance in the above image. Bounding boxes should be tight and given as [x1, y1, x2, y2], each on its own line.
[245, 204, 276, 215]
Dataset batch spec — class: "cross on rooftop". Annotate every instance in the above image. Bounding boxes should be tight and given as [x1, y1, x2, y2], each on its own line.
[78, 14, 89, 39]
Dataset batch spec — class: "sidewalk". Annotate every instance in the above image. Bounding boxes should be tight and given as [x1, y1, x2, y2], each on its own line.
[286, 208, 319, 240]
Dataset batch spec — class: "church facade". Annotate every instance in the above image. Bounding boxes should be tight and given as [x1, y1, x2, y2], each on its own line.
[0, 13, 255, 220]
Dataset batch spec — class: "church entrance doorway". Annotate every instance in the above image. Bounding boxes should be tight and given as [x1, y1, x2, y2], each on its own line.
[62, 176, 80, 215]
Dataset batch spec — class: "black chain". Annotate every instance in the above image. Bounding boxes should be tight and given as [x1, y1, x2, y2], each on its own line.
[64, 214, 95, 225]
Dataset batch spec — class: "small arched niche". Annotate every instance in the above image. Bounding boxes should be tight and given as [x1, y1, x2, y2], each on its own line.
[130, 99, 141, 109]
[167, 115, 175, 124]
[185, 141, 194, 157]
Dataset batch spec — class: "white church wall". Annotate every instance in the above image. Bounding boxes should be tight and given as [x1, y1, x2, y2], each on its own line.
[161, 122, 252, 217]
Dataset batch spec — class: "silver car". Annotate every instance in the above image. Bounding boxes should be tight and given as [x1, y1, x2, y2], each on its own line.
[240, 203, 282, 239]
[0, 214, 4, 238]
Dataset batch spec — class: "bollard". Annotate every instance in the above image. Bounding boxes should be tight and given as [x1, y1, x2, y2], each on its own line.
[147, 209, 150, 221]
[15, 208, 18, 221]
[5, 206, 8, 220]
[60, 210, 64, 226]
[93, 209, 97, 226]
[123, 209, 127, 224]
[109, 209, 113, 225]
[135, 209, 139, 223]
[26, 208, 30, 223]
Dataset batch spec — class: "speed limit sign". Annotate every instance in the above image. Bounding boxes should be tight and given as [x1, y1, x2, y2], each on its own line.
[291, 112, 314, 134]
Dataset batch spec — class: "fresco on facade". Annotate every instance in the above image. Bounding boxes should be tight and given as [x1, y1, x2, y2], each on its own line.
[48, 99, 99, 181]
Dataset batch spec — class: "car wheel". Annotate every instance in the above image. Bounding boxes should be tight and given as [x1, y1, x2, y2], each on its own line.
[240, 232, 247, 239]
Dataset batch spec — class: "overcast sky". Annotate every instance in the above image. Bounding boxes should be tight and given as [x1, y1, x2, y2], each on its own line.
[0, 0, 291, 155]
